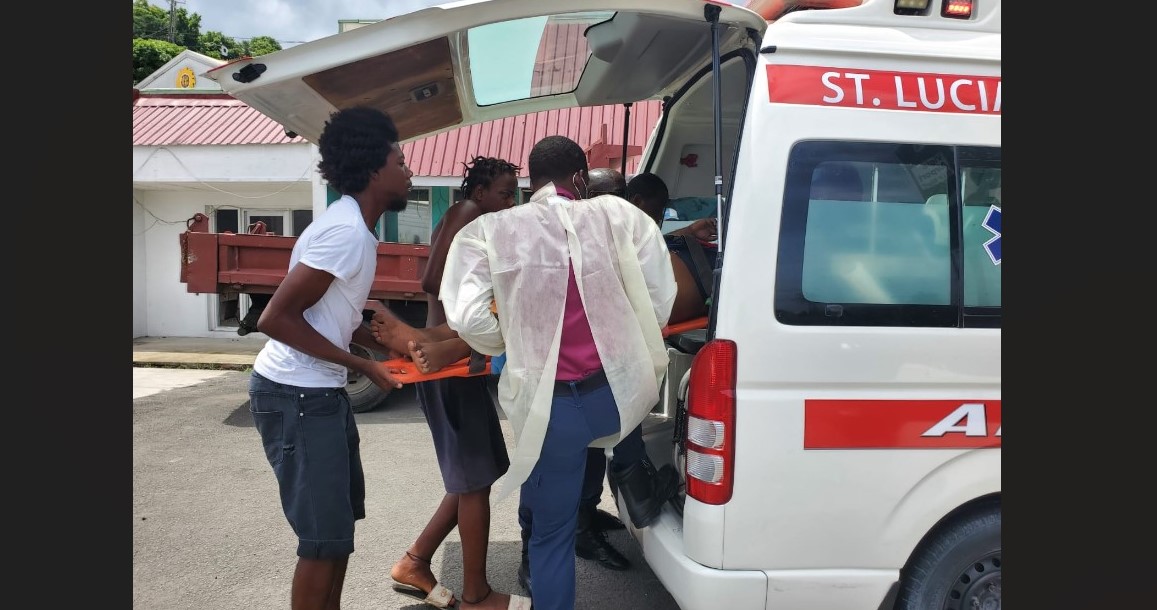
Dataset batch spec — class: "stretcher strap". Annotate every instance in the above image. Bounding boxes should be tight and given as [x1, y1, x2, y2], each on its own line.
[377, 316, 709, 385]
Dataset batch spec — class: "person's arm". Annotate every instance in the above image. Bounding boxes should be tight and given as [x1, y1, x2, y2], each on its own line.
[418, 201, 479, 365]
[667, 217, 717, 241]
[421, 203, 482, 296]
[439, 222, 505, 356]
[258, 263, 402, 390]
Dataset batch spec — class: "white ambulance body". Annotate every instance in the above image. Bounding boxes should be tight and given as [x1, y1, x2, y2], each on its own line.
[208, 1, 1001, 608]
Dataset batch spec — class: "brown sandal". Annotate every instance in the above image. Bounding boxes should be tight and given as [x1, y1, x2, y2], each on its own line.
[391, 551, 457, 608]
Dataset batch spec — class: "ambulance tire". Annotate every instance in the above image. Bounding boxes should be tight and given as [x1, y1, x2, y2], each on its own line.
[895, 499, 1001, 610]
[345, 340, 392, 413]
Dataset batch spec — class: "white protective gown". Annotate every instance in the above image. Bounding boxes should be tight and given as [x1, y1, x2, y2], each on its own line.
[440, 182, 677, 503]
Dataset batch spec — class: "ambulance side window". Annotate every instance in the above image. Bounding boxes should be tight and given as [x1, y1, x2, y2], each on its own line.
[959, 151, 1002, 320]
[775, 141, 1001, 328]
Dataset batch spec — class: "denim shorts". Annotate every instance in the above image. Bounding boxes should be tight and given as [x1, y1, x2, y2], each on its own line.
[248, 371, 365, 559]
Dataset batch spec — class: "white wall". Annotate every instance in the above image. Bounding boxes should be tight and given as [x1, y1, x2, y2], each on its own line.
[133, 193, 148, 338]
[133, 144, 316, 186]
[133, 142, 318, 338]
[134, 185, 314, 339]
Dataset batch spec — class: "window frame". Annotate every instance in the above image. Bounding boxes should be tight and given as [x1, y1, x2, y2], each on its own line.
[379, 187, 433, 244]
[208, 206, 314, 330]
[773, 140, 1001, 329]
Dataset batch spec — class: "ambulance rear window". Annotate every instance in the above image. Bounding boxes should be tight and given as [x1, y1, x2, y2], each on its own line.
[775, 141, 1001, 328]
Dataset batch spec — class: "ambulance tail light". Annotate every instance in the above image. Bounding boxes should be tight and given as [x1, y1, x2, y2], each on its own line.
[684, 339, 736, 505]
[941, 0, 973, 18]
[894, 0, 971, 18]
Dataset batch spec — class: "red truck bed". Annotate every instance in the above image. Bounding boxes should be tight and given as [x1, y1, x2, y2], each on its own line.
[179, 213, 431, 301]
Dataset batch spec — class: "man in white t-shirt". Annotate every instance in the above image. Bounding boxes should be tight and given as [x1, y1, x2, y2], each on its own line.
[247, 106, 411, 610]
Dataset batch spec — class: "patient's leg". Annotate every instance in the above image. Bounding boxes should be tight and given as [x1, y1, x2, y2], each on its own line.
[669, 253, 709, 324]
[408, 338, 473, 374]
[372, 309, 464, 357]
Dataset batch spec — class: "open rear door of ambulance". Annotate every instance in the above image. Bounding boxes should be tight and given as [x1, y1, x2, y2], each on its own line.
[203, 0, 766, 145]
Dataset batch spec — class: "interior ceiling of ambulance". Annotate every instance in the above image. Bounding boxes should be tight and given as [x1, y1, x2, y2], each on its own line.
[224, 9, 757, 143]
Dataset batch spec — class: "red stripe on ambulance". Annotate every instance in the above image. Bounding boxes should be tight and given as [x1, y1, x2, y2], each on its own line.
[804, 399, 1001, 449]
[767, 65, 1001, 115]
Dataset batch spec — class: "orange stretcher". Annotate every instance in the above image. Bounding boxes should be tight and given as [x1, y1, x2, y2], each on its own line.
[378, 316, 709, 385]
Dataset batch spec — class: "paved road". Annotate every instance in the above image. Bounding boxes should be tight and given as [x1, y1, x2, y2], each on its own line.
[133, 367, 232, 399]
[132, 368, 681, 610]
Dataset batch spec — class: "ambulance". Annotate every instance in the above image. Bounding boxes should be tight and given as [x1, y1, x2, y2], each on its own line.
[207, 0, 1001, 608]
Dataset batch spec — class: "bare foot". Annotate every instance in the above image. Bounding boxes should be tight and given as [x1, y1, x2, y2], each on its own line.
[371, 312, 429, 354]
[389, 551, 449, 604]
[461, 587, 529, 610]
[408, 338, 471, 374]
[370, 312, 404, 349]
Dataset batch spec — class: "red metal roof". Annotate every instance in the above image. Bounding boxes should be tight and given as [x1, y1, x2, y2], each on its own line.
[133, 94, 305, 146]
[531, 22, 588, 96]
[133, 93, 663, 178]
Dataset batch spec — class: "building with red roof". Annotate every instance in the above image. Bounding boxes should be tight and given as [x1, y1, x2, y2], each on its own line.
[133, 48, 661, 338]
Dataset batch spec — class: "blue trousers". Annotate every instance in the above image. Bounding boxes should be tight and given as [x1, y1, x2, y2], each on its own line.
[519, 380, 621, 610]
[520, 423, 646, 528]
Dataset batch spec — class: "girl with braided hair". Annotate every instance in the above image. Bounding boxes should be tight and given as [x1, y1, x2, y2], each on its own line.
[371, 156, 520, 372]
[372, 155, 532, 610]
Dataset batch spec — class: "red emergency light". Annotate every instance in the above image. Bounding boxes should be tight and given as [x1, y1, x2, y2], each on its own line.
[942, 0, 973, 18]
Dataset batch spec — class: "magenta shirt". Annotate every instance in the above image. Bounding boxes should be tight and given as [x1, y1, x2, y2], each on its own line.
[552, 186, 603, 381]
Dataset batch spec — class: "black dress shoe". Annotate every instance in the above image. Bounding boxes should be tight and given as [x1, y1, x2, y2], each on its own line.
[608, 460, 680, 529]
[591, 508, 625, 531]
[575, 510, 631, 571]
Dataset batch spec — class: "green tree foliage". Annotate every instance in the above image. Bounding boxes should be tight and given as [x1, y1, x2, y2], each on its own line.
[132, 0, 201, 49]
[133, 38, 184, 85]
[132, 0, 283, 86]
[198, 31, 245, 60]
[245, 36, 283, 57]
[133, 0, 167, 39]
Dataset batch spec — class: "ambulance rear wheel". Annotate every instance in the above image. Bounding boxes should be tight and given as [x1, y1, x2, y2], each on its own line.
[896, 499, 1001, 610]
[346, 341, 392, 413]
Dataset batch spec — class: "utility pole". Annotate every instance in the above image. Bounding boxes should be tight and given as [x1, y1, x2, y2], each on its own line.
[168, 0, 179, 44]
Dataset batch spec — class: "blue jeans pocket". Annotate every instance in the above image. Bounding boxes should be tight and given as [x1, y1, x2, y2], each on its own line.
[299, 390, 342, 417]
[250, 405, 285, 467]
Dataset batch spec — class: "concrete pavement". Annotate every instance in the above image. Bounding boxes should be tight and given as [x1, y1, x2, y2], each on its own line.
[133, 367, 232, 399]
[132, 335, 266, 398]
[132, 335, 681, 610]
